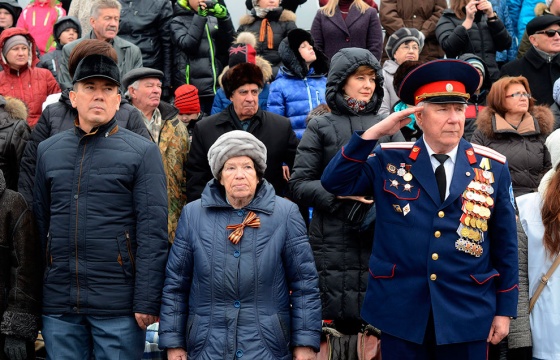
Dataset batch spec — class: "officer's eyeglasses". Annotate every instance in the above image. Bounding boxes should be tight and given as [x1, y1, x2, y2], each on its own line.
[505, 92, 531, 99]
[534, 29, 560, 37]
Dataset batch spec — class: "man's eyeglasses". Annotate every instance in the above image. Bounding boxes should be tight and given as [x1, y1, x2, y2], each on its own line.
[534, 29, 560, 37]
[506, 92, 531, 99]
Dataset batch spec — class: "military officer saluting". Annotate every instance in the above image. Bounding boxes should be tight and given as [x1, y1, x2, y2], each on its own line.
[321, 59, 518, 359]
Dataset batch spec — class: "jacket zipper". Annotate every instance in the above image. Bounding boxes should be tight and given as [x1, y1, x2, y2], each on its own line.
[205, 23, 218, 94]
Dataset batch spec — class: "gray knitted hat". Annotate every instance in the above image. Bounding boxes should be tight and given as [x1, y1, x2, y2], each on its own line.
[385, 28, 425, 61]
[207, 130, 267, 179]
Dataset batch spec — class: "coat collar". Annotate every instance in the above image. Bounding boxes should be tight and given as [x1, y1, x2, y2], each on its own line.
[409, 138, 475, 207]
[325, 6, 364, 36]
[201, 179, 275, 215]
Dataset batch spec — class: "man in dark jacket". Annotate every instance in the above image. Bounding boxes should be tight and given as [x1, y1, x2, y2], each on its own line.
[117, 0, 174, 101]
[18, 38, 149, 206]
[33, 55, 168, 359]
[500, 15, 560, 105]
[186, 62, 299, 202]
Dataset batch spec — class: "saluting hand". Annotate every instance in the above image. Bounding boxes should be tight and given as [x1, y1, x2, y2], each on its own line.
[362, 106, 423, 141]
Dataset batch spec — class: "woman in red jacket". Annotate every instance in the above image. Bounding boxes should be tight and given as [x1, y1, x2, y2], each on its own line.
[0, 28, 60, 128]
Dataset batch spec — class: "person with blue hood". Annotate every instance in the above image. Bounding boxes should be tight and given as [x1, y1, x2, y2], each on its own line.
[267, 28, 329, 139]
[37, 15, 81, 87]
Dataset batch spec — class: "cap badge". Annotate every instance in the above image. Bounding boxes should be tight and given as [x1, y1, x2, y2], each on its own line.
[446, 83, 454, 92]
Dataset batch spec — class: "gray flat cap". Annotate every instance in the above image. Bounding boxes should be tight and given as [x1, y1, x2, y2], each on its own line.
[122, 67, 164, 89]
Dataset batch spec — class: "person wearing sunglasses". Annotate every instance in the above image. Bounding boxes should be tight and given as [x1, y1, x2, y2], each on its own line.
[471, 76, 554, 199]
[501, 16, 560, 106]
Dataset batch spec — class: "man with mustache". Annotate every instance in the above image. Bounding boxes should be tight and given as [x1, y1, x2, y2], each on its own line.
[33, 54, 168, 359]
[57, 0, 143, 92]
[123, 67, 189, 245]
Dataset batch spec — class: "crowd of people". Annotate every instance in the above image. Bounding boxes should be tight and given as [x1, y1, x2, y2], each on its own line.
[1, 0, 560, 359]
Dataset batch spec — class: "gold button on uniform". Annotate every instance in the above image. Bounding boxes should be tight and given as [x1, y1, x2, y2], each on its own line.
[430, 274, 437, 281]
[438, 211, 444, 218]
[434, 231, 441, 238]
[432, 253, 439, 261]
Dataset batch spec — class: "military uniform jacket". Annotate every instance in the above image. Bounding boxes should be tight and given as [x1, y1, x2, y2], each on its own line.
[321, 133, 518, 345]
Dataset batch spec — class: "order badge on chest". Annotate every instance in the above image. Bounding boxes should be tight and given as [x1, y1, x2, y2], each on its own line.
[455, 157, 495, 257]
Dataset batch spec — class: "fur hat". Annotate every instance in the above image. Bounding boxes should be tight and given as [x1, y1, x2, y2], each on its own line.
[287, 28, 314, 55]
[385, 28, 425, 61]
[174, 84, 200, 114]
[222, 62, 264, 98]
[207, 130, 267, 179]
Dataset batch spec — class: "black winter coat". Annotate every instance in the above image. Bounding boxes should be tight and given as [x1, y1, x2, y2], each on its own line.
[0, 169, 42, 343]
[118, 0, 173, 88]
[436, 9, 511, 82]
[185, 105, 299, 203]
[170, 4, 234, 96]
[238, 9, 298, 79]
[500, 47, 560, 106]
[0, 96, 29, 192]
[287, 48, 404, 329]
[18, 89, 150, 206]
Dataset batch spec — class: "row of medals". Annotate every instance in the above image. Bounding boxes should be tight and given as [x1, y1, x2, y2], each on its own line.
[455, 167, 495, 258]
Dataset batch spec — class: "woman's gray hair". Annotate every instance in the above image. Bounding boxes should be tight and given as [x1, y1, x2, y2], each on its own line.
[207, 130, 267, 180]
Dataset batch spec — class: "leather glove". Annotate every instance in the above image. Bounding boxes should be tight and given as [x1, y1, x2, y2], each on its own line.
[209, 3, 228, 19]
[3, 336, 27, 360]
[197, 5, 208, 17]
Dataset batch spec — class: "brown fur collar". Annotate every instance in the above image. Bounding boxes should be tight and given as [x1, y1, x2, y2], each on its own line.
[0, 96, 28, 122]
[475, 105, 554, 139]
[238, 9, 296, 26]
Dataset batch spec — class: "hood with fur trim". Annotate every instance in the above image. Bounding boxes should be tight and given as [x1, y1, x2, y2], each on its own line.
[0, 95, 28, 122]
[239, 9, 296, 26]
[475, 105, 554, 139]
[0, 27, 39, 70]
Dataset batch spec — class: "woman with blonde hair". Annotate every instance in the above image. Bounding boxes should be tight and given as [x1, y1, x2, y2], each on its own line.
[310, 0, 382, 60]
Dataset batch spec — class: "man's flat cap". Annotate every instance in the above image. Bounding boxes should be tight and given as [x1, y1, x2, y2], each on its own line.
[73, 54, 120, 86]
[122, 67, 164, 90]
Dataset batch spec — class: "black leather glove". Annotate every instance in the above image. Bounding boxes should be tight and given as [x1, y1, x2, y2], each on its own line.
[3, 336, 27, 360]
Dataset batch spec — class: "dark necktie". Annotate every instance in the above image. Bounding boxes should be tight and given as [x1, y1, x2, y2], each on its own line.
[433, 154, 449, 202]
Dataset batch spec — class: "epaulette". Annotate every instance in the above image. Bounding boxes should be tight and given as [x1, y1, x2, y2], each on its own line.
[379, 142, 415, 150]
[472, 144, 506, 164]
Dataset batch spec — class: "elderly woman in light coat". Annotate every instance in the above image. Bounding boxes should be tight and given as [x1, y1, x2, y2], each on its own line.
[159, 131, 321, 360]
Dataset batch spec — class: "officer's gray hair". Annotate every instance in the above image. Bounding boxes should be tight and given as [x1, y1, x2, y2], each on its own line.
[91, 0, 122, 19]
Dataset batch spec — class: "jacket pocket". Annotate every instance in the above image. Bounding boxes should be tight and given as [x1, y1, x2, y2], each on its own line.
[186, 314, 201, 355]
[470, 269, 500, 285]
[261, 313, 291, 358]
[368, 255, 396, 279]
[115, 231, 135, 282]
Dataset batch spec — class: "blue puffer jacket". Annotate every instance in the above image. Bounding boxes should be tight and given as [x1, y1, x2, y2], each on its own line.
[159, 180, 321, 359]
[33, 119, 168, 316]
[267, 35, 328, 139]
